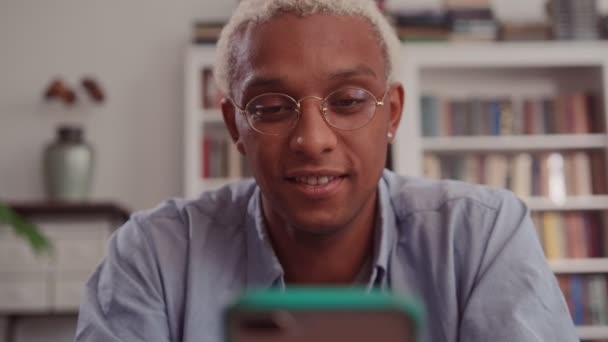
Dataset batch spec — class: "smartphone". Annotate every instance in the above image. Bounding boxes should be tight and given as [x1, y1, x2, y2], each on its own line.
[224, 287, 424, 342]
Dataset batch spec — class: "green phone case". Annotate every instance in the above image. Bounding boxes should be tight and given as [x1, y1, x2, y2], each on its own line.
[224, 287, 425, 341]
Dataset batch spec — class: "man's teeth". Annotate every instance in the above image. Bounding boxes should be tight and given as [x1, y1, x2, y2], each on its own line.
[295, 176, 337, 185]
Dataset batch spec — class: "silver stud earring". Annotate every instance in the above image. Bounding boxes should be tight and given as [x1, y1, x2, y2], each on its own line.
[387, 132, 393, 139]
[296, 136, 304, 145]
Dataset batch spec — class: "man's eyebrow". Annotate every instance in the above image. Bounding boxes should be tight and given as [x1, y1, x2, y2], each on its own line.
[241, 65, 378, 91]
[328, 65, 378, 80]
[241, 75, 284, 92]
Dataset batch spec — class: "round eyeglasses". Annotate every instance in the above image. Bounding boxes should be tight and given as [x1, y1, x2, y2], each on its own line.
[231, 87, 388, 135]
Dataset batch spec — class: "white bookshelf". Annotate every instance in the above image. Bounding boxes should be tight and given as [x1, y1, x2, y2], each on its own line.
[395, 42, 608, 178]
[394, 41, 608, 340]
[422, 134, 607, 152]
[549, 258, 608, 274]
[185, 46, 214, 199]
[578, 326, 608, 340]
[525, 195, 608, 211]
[184, 45, 245, 199]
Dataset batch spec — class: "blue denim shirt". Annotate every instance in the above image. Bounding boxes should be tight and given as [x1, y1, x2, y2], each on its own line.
[75, 170, 577, 342]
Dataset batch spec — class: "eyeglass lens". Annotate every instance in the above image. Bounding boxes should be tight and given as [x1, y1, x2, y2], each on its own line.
[245, 88, 378, 134]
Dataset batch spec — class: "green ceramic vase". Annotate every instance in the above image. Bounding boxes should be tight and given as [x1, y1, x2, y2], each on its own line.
[43, 126, 94, 201]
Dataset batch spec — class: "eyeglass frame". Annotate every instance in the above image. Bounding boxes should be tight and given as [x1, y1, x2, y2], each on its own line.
[228, 86, 391, 136]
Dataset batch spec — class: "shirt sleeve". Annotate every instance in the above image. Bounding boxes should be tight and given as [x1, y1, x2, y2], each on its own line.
[459, 192, 579, 342]
[75, 217, 171, 342]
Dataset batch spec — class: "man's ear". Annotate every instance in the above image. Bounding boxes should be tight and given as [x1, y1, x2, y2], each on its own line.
[387, 82, 405, 140]
[221, 97, 247, 156]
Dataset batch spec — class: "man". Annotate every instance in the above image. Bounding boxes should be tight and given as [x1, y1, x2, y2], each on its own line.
[76, 0, 578, 341]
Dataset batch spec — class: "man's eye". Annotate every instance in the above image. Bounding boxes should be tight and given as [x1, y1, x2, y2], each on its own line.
[254, 106, 284, 115]
[253, 105, 296, 116]
[329, 98, 366, 108]
[331, 98, 364, 107]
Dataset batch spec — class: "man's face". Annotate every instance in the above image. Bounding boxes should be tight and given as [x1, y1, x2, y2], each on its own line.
[223, 13, 403, 235]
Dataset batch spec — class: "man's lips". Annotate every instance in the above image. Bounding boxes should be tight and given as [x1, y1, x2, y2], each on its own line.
[287, 174, 346, 186]
[284, 172, 348, 199]
[284, 169, 347, 179]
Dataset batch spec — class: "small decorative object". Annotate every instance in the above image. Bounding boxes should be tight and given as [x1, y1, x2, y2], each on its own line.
[43, 125, 95, 201]
[44, 76, 106, 106]
[41, 75, 106, 201]
[549, 0, 599, 40]
[44, 78, 77, 105]
[81, 77, 105, 103]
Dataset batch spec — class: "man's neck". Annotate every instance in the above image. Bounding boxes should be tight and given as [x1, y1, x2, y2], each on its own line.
[263, 199, 378, 285]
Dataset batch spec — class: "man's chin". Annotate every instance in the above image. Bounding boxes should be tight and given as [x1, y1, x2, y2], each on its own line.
[285, 216, 350, 238]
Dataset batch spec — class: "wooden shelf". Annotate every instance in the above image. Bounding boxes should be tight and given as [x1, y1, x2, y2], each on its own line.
[422, 134, 607, 152]
[577, 325, 608, 340]
[548, 258, 608, 274]
[524, 195, 608, 211]
[7, 201, 130, 223]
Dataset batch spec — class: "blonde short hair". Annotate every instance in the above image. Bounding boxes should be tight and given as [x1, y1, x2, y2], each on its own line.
[214, 0, 402, 97]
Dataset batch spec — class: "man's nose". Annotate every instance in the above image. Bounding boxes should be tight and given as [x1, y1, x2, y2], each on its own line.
[288, 98, 338, 157]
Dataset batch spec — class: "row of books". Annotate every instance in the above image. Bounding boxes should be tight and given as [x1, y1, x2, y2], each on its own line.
[532, 211, 606, 259]
[191, 5, 606, 46]
[192, 21, 224, 44]
[423, 151, 606, 198]
[551, 0, 600, 41]
[556, 274, 608, 326]
[200, 130, 252, 179]
[420, 93, 600, 137]
[390, 0, 496, 42]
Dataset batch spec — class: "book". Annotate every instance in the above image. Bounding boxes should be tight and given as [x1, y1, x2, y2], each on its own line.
[511, 153, 532, 198]
[192, 21, 225, 44]
[564, 212, 588, 258]
[498, 22, 551, 41]
[542, 212, 565, 259]
[584, 212, 603, 258]
[587, 275, 608, 324]
[392, 11, 450, 42]
[485, 154, 509, 189]
[569, 275, 586, 325]
[550, 0, 600, 40]
[421, 95, 440, 136]
[444, 1, 492, 11]
[590, 151, 607, 194]
[556, 275, 573, 316]
[572, 151, 592, 196]
[423, 154, 442, 179]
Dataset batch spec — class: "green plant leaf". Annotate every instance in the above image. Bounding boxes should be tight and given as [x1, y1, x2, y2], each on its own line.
[0, 202, 53, 255]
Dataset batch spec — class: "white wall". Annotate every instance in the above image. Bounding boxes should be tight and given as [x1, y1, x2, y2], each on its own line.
[0, 0, 607, 341]
[0, 0, 237, 212]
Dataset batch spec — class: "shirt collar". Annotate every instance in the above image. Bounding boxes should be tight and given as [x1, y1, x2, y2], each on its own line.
[245, 186, 285, 289]
[244, 172, 397, 289]
[371, 173, 398, 289]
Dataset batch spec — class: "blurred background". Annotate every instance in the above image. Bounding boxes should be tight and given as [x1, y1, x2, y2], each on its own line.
[2, 0, 608, 341]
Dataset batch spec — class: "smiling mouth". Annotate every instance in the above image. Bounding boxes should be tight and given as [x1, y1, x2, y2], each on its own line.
[286, 175, 347, 186]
